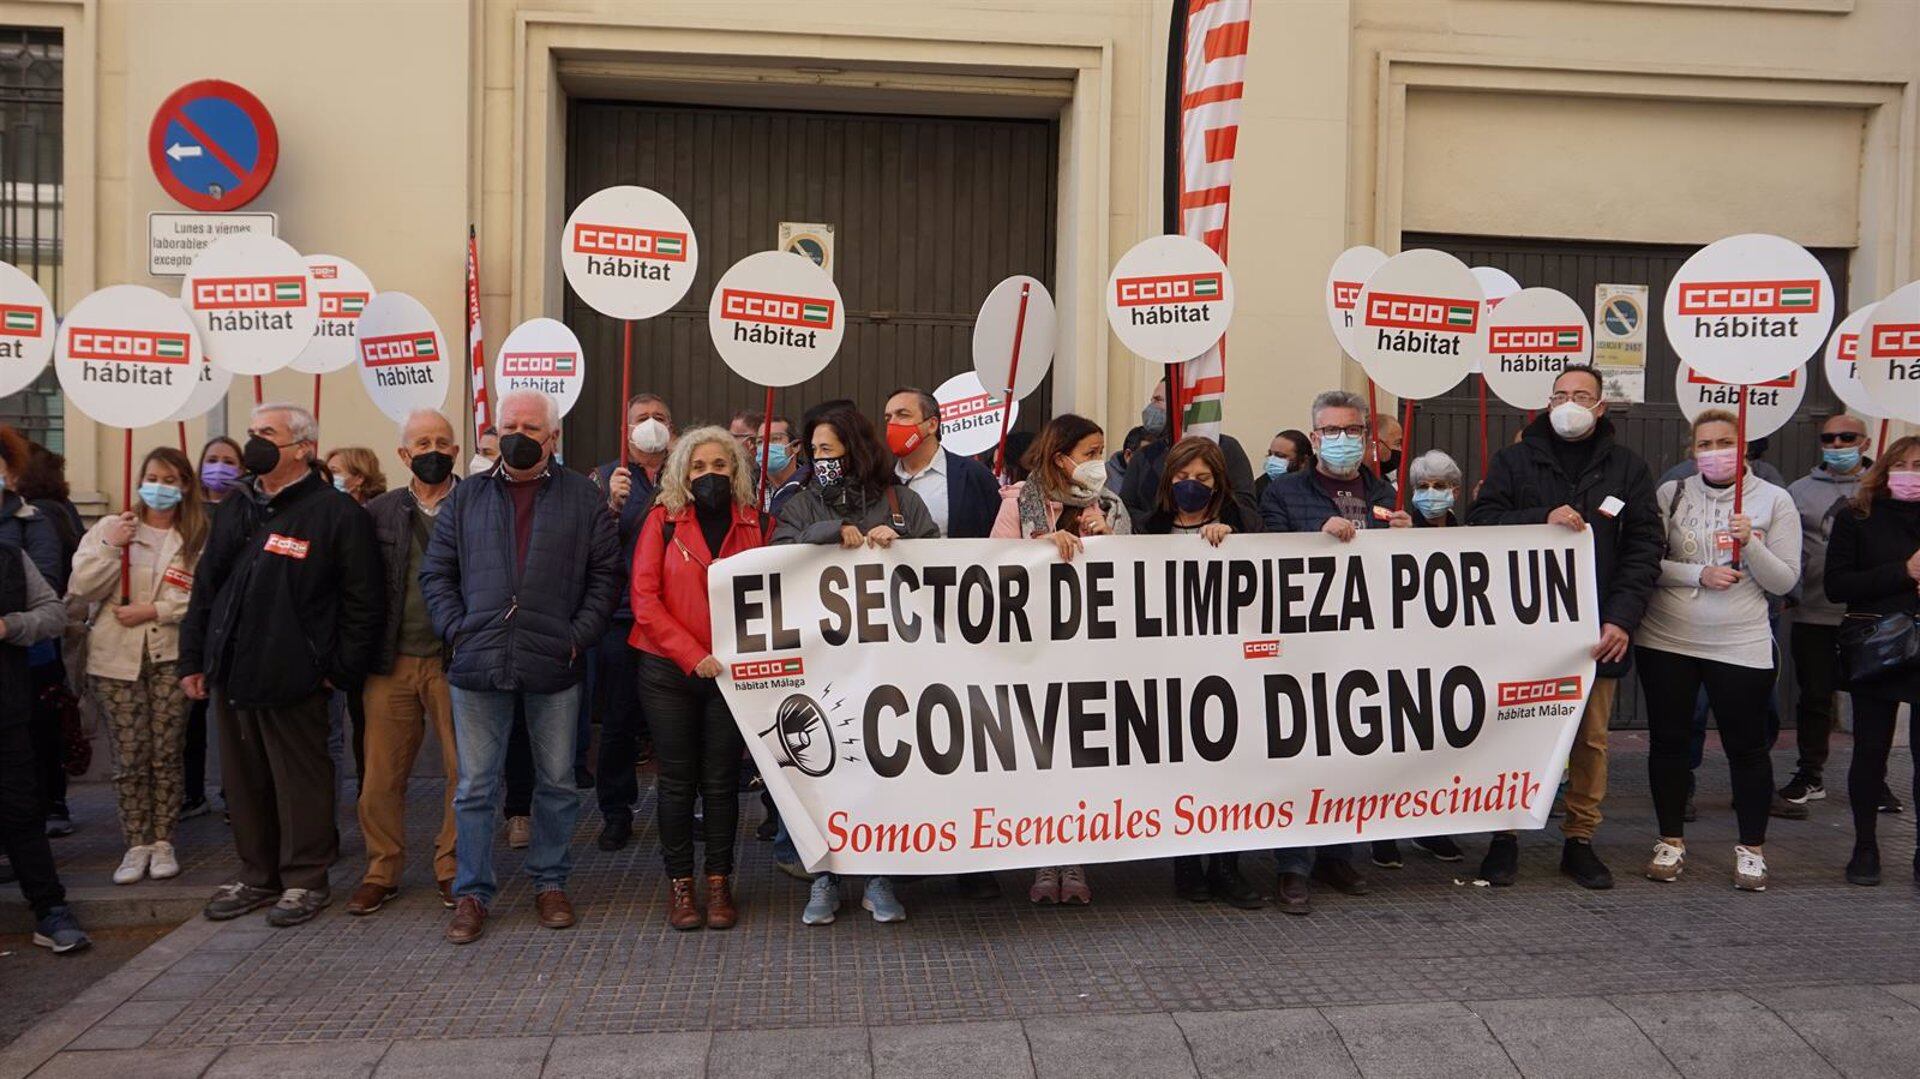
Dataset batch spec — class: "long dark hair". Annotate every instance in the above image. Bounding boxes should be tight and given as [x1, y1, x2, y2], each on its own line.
[14, 442, 71, 502]
[1155, 436, 1230, 520]
[1277, 429, 1315, 473]
[1023, 413, 1104, 498]
[1854, 434, 1920, 518]
[806, 406, 895, 500]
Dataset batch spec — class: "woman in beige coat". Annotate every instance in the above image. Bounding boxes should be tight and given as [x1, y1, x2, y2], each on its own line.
[68, 447, 206, 885]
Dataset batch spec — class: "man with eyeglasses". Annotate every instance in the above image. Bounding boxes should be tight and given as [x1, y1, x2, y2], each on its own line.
[1468, 364, 1663, 891]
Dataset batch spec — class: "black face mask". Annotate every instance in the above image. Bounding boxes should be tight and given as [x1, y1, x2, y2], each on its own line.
[691, 473, 732, 512]
[499, 433, 544, 471]
[408, 451, 454, 486]
[243, 436, 285, 476]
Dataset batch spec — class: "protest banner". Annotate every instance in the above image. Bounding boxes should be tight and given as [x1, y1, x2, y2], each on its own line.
[1859, 280, 1920, 425]
[1663, 233, 1835, 387]
[1482, 288, 1592, 411]
[354, 292, 450, 423]
[971, 274, 1055, 472]
[709, 525, 1597, 875]
[1353, 248, 1485, 500]
[1675, 361, 1805, 438]
[182, 234, 319, 389]
[1105, 235, 1234, 367]
[934, 371, 1017, 458]
[0, 261, 55, 398]
[493, 317, 586, 418]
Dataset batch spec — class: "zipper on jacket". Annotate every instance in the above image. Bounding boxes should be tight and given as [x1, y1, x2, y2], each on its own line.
[504, 597, 518, 622]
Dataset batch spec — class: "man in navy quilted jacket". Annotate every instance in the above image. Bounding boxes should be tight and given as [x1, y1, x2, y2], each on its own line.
[421, 388, 621, 945]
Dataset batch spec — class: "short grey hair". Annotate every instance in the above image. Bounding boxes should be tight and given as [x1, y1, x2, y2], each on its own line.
[497, 387, 560, 430]
[1409, 449, 1462, 489]
[396, 408, 455, 446]
[252, 402, 317, 445]
[1309, 389, 1368, 428]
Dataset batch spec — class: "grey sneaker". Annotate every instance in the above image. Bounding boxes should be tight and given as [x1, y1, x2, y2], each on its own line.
[803, 874, 841, 926]
[863, 876, 906, 923]
[32, 905, 90, 954]
[266, 887, 332, 928]
[204, 881, 279, 921]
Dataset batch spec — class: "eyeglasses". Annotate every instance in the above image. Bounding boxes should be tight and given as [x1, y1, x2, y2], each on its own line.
[1315, 425, 1367, 439]
[1819, 432, 1864, 445]
[1548, 391, 1600, 406]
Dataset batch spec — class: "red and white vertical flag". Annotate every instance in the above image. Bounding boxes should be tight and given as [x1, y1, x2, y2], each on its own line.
[1167, 0, 1250, 440]
[465, 224, 490, 435]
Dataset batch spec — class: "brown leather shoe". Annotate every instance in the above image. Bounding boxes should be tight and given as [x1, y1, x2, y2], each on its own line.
[346, 882, 398, 916]
[704, 874, 737, 930]
[445, 896, 486, 944]
[436, 879, 454, 909]
[535, 889, 576, 929]
[667, 877, 702, 931]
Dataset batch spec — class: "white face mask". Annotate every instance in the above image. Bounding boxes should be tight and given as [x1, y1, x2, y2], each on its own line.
[1070, 459, 1108, 493]
[1549, 401, 1596, 440]
[467, 453, 494, 476]
[629, 417, 670, 454]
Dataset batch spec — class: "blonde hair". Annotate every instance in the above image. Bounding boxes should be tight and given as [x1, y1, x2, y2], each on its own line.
[656, 425, 755, 514]
[325, 446, 387, 500]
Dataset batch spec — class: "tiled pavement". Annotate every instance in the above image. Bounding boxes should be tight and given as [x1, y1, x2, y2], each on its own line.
[3, 732, 1918, 1078]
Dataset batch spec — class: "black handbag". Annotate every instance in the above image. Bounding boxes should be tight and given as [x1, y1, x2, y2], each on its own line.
[1837, 611, 1920, 685]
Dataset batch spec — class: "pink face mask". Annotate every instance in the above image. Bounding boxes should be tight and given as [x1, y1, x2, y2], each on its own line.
[1696, 447, 1739, 484]
[1889, 471, 1920, 502]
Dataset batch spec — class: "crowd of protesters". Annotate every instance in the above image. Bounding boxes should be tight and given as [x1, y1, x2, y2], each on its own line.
[4, 359, 1919, 955]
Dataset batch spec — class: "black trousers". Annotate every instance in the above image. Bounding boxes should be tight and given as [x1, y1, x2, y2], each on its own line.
[1788, 621, 1839, 780]
[1849, 693, 1919, 848]
[28, 660, 68, 815]
[185, 696, 209, 802]
[592, 620, 645, 816]
[504, 696, 532, 819]
[640, 653, 742, 878]
[0, 718, 64, 916]
[1638, 646, 1776, 846]
[217, 690, 338, 892]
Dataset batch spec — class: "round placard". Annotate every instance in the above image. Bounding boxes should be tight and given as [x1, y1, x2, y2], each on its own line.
[291, 254, 376, 374]
[1351, 248, 1482, 400]
[1481, 288, 1592, 410]
[0, 260, 56, 398]
[1674, 361, 1807, 439]
[1324, 245, 1386, 360]
[169, 355, 234, 422]
[561, 185, 699, 321]
[55, 285, 200, 428]
[1662, 233, 1835, 385]
[1823, 303, 1884, 420]
[934, 370, 1018, 457]
[1858, 280, 1920, 424]
[354, 292, 450, 423]
[972, 275, 1056, 401]
[494, 317, 586, 418]
[706, 251, 846, 387]
[1469, 266, 1522, 375]
[183, 233, 319, 376]
[1105, 235, 1234, 364]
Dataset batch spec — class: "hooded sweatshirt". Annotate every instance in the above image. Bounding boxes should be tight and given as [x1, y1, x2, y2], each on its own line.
[1785, 462, 1867, 626]
[1638, 471, 1800, 670]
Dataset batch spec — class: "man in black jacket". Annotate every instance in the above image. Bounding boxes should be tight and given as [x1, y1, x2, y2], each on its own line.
[422, 388, 621, 944]
[1468, 364, 1662, 890]
[180, 403, 383, 928]
[346, 408, 462, 917]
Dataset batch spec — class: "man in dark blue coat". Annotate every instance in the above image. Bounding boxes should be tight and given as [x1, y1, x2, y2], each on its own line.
[882, 387, 1001, 540]
[422, 388, 621, 944]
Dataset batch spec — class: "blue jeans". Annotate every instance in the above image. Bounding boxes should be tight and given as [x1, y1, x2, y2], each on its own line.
[1272, 843, 1352, 876]
[451, 685, 582, 906]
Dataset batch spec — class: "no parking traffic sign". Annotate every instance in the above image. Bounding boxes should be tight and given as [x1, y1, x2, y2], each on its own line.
[148, 80, 279, 212]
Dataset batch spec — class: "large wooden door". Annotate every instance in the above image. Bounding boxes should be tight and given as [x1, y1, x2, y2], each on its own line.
[561, 100, 1058, 464]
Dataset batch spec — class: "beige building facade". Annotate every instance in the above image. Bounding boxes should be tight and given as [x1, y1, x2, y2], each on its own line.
[6, 0, 1916, 503]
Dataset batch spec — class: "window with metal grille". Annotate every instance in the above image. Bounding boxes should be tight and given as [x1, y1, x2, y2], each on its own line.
[0, 27, 60, 452]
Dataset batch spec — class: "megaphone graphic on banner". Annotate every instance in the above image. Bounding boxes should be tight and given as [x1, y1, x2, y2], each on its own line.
[760, 693, 836, 778]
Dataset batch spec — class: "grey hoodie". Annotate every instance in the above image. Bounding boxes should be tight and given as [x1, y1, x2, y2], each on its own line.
[1786, 462, 1866, 625]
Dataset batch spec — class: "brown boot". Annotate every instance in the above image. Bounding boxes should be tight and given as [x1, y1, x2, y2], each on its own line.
[445, 896, 486, 944]
[667, 876, 702, 931]
[704, 874, 737, 930]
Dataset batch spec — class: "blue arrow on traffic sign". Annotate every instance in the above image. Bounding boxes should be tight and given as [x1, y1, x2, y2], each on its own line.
[148, 80, 279, 212]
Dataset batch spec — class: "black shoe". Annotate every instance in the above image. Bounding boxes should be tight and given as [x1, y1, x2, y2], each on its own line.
[1479, 834, 1519, 886]
[954, 872, 1002, 901]
[597, 813, 633, 852]
[265, 887, 331, 928]
[1778, 772, 1825, 805]
[1206, 855, 1265, 910]
[0, 855, 14, 885]
[1879, 785, 1904, 814]
[204, 881, 280, 921]
[44, 814, 73, 838]
[1273, 872, 1311, 915]
[755, 814, 779, 841]
[574, 767, 596, 791]
[179, 795, 212, 820]
[1173, 856, 1209, 901]
[1413, 836, 1464, 862]
[635, 742, 654, 768]
[1311, 858, 1369, 896]
[1846, 844, 1882, 886]
[1683, 795, 1697, 823]
[1370, 840, 1403, 869]
[1560, 839, 1614, 890]
[1769, 793, 1809, 821]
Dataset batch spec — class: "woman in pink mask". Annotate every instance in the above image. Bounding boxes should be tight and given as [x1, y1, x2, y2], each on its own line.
[1823, 434, 1920, 887]
[1635, 409, 1800, 892]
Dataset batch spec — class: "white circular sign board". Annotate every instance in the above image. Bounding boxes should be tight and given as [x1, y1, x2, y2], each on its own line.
[291, 254, 376, 374]
[1325, 245, 1387, 360]
[494, 317, 586, 419]
[55, 285, 200, 428]
[354, 292, 450, 423]
[707, 251, 845, 387]
[1105, 235, 1234, 364]
[1823, 303, 1884, 420]
[1859, 280, 1920, 424]
[972, 274, 1056, 401]
[1469, 266, 1522, 375]
[0, 261, 54, 398]
[182, 234, 319, 376]
[1482, 288, 1592, 410]
[168, 356, 233, 422]
[1662, 233, 1835, 385]
[562, 185, 699, 320]
[1674, 361, 1807, 439]
[934, 370, 1018, 457]
[1352, 248, 1482, 400]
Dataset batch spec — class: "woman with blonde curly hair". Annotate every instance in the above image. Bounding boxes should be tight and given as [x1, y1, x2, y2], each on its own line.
[628, 426, 768, 932]
[325, 446, 386, 505]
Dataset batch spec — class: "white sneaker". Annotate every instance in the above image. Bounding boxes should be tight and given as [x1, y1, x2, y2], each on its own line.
[1644, 840, 1685, 882]
[148, 840, 180, 880]
[113, 845, 152, 885]
[1734, 845, 1768, 892]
